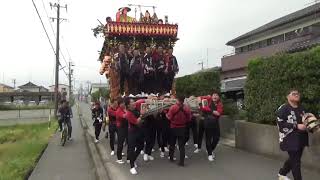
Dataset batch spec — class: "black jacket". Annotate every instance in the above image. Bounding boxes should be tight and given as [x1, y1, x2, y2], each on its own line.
[276, 104, 309, 151]
[92, 107, 104, 125]
[58, 106, 72, 121]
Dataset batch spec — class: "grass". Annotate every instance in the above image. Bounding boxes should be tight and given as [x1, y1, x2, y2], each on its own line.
[0, 121, 58, 180]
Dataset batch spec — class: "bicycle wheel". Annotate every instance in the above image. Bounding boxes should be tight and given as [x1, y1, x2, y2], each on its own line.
[60, 124, 67, 146]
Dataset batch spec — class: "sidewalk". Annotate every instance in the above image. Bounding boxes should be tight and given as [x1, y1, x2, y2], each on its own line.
[79, 102, 320, 180]
[28, 107, 96, 180]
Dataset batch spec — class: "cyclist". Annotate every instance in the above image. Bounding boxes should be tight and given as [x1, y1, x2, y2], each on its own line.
[58, 100, 73, 140]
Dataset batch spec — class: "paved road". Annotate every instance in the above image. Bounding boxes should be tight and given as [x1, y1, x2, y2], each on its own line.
[79, 102, 320, 180]
[28, 106, 96, 180]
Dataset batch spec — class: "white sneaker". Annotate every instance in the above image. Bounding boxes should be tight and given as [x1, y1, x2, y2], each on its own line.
[130, 167, 138, 175]
[94, 139, 99, 143]
[278, 174, 291, 180]
[185, 155, 189, 159]
[143, 154, 148, 161]
[208, 155, 214, 162]
[148, 155, 154, 161]
[140, 150, 144, 155]
[110, 151, 115, 156]
[185, 142, 189, 146]
[68, 137, 73, 141]
[160, 152, 165, 158]
[116, 159, 124, 164]
[168, 157, 177, 160]
[152, 148, 155, 152]
[194, 149, 201, 153]
[127, 160, 130, 163]
[164, 147, 169, 152]
[194, 144, 198, 148]
[122, 152, 125, 156]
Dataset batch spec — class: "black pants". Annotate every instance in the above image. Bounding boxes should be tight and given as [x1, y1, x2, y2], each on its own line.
[143, 116, 156, 155]
[279, 148, 304, 180]
[164, 72, 175, 93]
[128, 128, 144, 168]
[94, 123, 102, 140]
[198, 119, 205, 148]
[120, 72, 128, 94]
[117, 126, 128, 160]
[169, 127, 186, 165]
[144, 74, 155, 94]
[205, 121, 220, 155]
[109, 124, 117, 151]
[185, 118, 198, 145]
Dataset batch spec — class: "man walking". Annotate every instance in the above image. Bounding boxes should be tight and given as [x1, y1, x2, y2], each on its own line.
[166, 95, 192, 166]
[198, 91, 223, 161]
[106, 99, 118, 156]
[277, 89, 308, 180]
[92, 102, 104, 143]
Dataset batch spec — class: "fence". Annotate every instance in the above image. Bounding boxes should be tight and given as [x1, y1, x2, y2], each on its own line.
[0, 108, 53, 126]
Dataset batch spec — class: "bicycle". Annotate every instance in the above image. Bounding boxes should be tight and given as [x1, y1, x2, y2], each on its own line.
[60, 119, 69, 146]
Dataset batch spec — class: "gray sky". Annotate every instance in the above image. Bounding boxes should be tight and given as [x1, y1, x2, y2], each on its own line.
[0, 0, 312, 89]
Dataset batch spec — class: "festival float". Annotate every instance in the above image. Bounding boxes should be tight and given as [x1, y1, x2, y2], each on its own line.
[93, 5, 178, 97]
[93, 5, 201, 115]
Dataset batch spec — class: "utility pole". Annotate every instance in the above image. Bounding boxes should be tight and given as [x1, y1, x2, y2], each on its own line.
[50, 1, 67, 117]
[198, 60, 204, 71]
[206, 48, 209, 68]
[68, 61, 74, 102]
[12, 79, 16, 89]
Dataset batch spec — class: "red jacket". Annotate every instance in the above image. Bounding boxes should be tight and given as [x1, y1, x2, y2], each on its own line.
[125, 110, 140, 130]
[167, 102, 192, 128]
[134, 99, 145, 112]
[107, 106, 117, 125]
[116, 107, 126, 128]
[199, 96, 223, 117]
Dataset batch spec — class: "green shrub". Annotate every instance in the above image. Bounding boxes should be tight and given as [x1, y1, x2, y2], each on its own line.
[245, 47, 320, 125]
[175, 69, 220, 97]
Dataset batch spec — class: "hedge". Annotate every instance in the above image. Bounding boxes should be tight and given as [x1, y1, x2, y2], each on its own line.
[175, 69, 220, 97]
[245, 47, 320, 125]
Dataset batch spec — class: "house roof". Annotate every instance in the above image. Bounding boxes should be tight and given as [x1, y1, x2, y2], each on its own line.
[227, 3, 320, 46]
[0, 83, 14, 89]
[221, 77, 246, 93]
[287, 36, 320, 52]
[48, 84, 69, 87]
[18, 82, 40, 88]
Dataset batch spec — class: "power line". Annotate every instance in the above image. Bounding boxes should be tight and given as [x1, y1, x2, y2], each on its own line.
[31, 0, 56, 55]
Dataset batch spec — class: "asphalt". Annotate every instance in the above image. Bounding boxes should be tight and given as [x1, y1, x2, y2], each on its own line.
[28, 106, 96, 180]
[79, 102, 320, 180]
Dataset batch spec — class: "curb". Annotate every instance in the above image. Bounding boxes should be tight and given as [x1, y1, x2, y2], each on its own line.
[77, 104, 109, 180]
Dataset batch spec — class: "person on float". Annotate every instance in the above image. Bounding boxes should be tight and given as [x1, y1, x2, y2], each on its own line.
[164, 47, 179, 93]
[153, 46, 166, 94]
[117, 44, 130, 95]
[277, 89, 308, 180]
[143, 46, 156, 93]
[128, 49, 144, 95]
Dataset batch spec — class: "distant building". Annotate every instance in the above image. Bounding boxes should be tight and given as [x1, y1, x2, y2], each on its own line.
[48, 84, 69, 101]
[90, 83, 109, 94]
[221, 3, 320, 100]
[18, 82, 48, 92]
[0, 83, 14, 93]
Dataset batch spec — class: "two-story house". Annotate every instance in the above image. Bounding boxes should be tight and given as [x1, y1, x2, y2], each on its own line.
[221, 3, 320, 101]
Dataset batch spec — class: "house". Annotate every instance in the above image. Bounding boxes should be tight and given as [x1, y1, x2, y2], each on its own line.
[48, 84, 70, 100]
[221, 3, 320, 100]
[0, 83, 14, 93]
[18, 82, 49, 92]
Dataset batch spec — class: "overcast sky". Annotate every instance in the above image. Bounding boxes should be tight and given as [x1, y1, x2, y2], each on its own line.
[0, 0, 312, 89]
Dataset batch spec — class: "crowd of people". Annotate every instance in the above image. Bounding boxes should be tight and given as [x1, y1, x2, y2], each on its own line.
[103, 44, 179, 95]
[91, 90, 223, 175]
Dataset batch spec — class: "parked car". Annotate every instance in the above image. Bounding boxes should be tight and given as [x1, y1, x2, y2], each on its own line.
[39, 100, 48, 106]
[3, 101, 12, 106]
[28, 101, 37, 106]
[13, 100, 24, 106]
